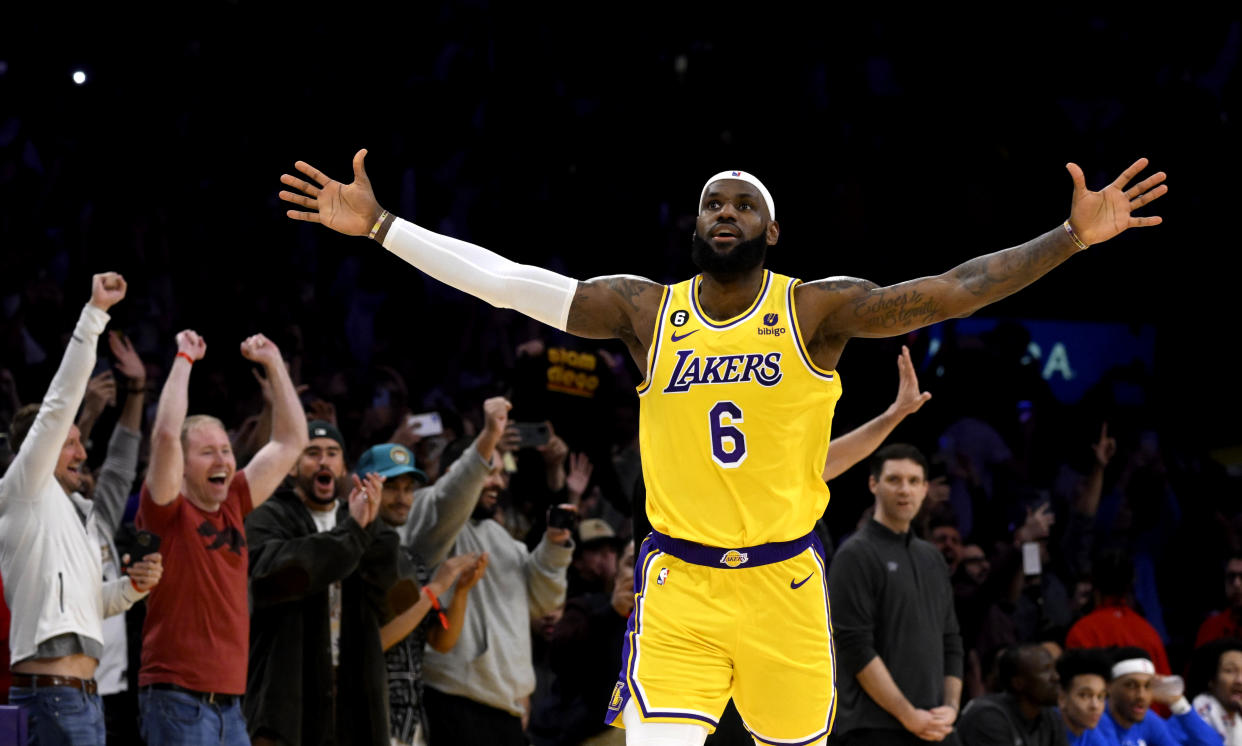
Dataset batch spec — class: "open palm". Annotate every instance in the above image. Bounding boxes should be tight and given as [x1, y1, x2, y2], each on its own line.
[1067, 158, 1167, 246]
[281, 149, 382, 237]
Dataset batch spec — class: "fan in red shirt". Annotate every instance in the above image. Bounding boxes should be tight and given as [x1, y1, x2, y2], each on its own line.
[1067, 548, 1171, 675]
[136, 330, 306, 746]
[1196, 556, 1242, 648]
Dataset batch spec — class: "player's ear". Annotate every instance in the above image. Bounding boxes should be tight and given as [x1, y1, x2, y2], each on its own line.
[867, 474, 878, 495]
[766, 220, 780, 247]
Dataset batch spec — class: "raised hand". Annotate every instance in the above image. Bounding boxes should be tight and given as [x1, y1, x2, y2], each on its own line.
[891, 345, 932, 417]
[347, 472, 385, 527]
[1092, 422, 1117, 468]
[565, 452, 594, 503]
[281, 149, 382, 237]
[239, 333, 283, 368]
[83, 371, 118, 414]
[90, 272, 127, 312]
[175, 330, 207, 362]
[108, 331, 146, 385]
[1067, 158, 1167, 246]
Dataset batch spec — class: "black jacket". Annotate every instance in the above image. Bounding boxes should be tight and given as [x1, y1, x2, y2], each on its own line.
[244, 489, 400, 745]
[828, 519, 964, 735]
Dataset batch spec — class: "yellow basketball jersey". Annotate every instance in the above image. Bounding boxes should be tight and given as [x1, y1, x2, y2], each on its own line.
[638, 270, 842, 547]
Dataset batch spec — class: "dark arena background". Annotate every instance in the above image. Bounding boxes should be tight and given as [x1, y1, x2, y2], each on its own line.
[2, 8, 1241, 744]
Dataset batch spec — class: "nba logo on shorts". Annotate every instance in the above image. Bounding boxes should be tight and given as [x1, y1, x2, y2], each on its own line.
[720, 550, 750, 568]
[608, 682, 626, 711]
[763, 313, 778, 326]
[657, 567, 669, 585]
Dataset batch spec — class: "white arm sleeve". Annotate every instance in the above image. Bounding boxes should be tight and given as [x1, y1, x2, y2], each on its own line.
[381, 217, 579, 331]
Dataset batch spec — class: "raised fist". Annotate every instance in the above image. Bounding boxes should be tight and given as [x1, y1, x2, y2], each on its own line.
[239, 333, 283, 367]
[90, 272, 127, 312]
[175, 330, 207, 362]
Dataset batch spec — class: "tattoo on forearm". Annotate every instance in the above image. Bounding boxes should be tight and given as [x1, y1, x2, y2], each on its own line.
[852, 288, 940, 329]
[950, 229, 1069, 298]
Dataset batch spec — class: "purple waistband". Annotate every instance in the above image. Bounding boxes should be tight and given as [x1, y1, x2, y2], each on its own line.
[649, 530, 817, 569]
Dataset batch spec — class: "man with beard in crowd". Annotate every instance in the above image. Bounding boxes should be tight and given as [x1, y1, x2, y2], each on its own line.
[958, 643, 1066, 746]
[283, 148, 1165, 745]
[244, 420, 402, 745]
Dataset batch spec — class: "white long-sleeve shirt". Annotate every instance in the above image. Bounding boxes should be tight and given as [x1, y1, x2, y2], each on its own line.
[0, 304, 144, 667]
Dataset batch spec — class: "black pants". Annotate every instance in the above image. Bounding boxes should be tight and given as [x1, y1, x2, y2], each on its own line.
[103, 690, 143, 745]
[424, 686, 527, 746]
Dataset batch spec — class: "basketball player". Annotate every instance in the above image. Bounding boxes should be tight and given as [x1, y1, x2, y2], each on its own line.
[280, 152, 1165, 746]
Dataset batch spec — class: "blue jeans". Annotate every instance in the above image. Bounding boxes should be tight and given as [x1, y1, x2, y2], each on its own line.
[8, 685, 105, 746]
[138, 688, 248, 746]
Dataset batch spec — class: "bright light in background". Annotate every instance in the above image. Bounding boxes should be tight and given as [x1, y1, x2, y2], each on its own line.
[72, 70, 86, 85]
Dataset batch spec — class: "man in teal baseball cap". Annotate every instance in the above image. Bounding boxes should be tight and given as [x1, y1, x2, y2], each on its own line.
[362, 441, 487, 746]
[358, 444, 428, 527]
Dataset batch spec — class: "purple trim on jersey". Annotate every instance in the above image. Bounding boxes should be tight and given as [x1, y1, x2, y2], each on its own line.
[604, 535, 722, 729]
[636, 286, 673, 396]
[785, 278, 835, 382]
[690, 270, 772, 329]
[650, 529, 816, 569]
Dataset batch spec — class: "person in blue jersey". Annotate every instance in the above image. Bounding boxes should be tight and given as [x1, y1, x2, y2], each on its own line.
[281, 150, 1166, 746]
[1056, 648, 1111, 746]
[1095, 648, 1222, 746]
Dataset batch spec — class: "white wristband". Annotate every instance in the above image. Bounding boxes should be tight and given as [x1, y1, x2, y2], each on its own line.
[382, 217, 578, 331]
[1171, 697, 1191, 715]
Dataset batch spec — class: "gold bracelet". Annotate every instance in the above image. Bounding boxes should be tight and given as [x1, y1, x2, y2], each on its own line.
[1062, 220, 1088, 250]
[368, 209, 390, 241]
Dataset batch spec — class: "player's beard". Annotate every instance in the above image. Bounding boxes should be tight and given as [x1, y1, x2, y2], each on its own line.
[691, 229, 768, 279]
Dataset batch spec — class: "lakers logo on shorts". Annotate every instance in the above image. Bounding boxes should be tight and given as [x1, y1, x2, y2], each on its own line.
[608, 681, 625, 711]
[719, 550, 750, 568]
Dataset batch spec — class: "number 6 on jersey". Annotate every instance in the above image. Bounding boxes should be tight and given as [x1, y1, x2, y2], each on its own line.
[709, 401, 747, 468]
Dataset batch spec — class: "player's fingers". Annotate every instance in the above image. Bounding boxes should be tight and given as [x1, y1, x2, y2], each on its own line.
[1129, 215, 1163, 228]
[294, 160, 331, 187]
[286, 210, 322, 224]
[1065, 162, 1087, 195]
[1129, 183, 1168, 210]
[352, 149, 370, 184]
[279, 190, 318, 209]
[280, 173, 321, 196]
[1110, 157, 1149, 190]
[1124, 171, 1166, 199]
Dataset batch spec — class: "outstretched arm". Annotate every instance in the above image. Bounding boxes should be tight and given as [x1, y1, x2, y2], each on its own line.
[239, 334, 308, 507]
[279, 151, 662, 366]
[145, 329, 205, 506]
[800, 159, 1167, 361]
[822, 346, 930, 481]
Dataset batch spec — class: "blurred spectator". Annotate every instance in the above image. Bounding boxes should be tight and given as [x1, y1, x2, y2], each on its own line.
[957, 643, 1065, 746]
[1056, 648, 1111, 746]
[1066, 550, 1171, 675]
[75, 332, 149, 744]
[529, 526, 632, 745]
[415, 414, 574, 745]
[566, 518, 621, 598]
[0, 274, 161, 745]
[1196, 557, 1242, 647]
[1190, 639, 1242, 746]
[830, 443, 963, 746]
[368, 442, 488, 746]
[1095, 647, 1221, 746]
[0, 575, 8, 704]
[930, 510, 963, 576]
[243, 423, 398, 746]
[136, 330, 306, 746]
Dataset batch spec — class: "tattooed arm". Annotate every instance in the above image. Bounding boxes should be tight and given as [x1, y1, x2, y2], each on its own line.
[795, 158, 1167, 369]
[566, 276, 665, 369]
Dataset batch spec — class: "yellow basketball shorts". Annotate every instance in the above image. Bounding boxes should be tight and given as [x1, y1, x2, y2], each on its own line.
[604, 530, 837, 745]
